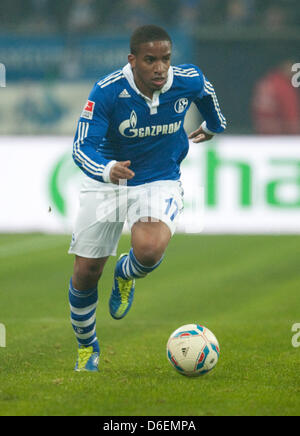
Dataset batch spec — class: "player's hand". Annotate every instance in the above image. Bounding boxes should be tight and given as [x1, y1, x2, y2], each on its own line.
[109, 160, 135, 184]
[188, 126, 214, 143]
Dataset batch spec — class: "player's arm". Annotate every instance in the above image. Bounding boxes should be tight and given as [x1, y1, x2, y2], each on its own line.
[73, 83, 134, 183]
[189, 73, 227, 143]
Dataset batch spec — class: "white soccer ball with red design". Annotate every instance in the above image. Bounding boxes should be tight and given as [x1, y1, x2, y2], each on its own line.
[167, 324, 220, 377]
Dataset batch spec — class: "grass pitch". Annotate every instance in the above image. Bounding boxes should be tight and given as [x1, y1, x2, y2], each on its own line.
[0, 233, 299, 416]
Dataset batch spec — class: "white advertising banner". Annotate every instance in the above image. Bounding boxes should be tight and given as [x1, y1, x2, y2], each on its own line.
[0, 135, 300, 234]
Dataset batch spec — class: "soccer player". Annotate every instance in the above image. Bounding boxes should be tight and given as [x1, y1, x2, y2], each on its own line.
[68, 25, 226, 371]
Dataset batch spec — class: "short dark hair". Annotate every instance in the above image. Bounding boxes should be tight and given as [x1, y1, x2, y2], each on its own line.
[130, 25, 172, 55]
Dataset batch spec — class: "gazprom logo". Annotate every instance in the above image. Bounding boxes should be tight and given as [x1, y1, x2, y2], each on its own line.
[130, 110, 137, 128]
[119, 110, 138, 137]
[119, 110, 182, 138]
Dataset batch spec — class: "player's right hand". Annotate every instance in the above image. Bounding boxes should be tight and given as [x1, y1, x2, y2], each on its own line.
[110, 161, 135, 184]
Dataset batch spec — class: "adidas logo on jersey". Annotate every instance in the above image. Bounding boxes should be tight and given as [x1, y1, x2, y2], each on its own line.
[119, 89, 131, 98]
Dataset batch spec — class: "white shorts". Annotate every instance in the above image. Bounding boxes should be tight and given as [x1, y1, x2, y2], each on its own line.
[68, 176, 184, 258]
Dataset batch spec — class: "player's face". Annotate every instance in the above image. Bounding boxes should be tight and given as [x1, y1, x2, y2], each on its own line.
[129, 40, 172, 98]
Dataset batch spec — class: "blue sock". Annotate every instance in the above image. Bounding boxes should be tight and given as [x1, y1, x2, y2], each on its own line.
[115, 248, 164, 280]
[68, 279, 99, 352]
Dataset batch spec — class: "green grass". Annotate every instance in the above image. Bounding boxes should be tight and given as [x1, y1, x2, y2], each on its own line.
[0, 233, 300, 416]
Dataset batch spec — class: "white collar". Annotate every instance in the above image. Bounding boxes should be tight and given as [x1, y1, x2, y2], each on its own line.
[122, 63, 174, 114]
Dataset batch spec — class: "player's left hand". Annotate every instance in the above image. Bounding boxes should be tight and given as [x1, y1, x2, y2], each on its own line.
[188, 126, 214, 143]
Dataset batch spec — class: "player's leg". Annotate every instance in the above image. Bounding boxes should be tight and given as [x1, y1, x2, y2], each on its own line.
[109, 220, 171, 320]
[68, 181, 125, 370]
[116, 218, 171, 280]
[131, 218, 171, 266]
[109, 179, 184, 320]
[72, 255, 109, 290]
[115, 219, 170, 281]
[69, 256, 108, 372]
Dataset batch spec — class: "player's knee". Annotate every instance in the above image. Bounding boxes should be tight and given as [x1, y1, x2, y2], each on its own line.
[73, 259, 104, 290]
[135, 240, 164, 267]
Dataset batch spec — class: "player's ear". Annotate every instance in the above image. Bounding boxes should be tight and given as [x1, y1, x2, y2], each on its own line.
[128, 54, 136, 68]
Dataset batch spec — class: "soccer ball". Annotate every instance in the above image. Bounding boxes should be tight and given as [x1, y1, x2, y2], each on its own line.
[166, 324, 220, 377]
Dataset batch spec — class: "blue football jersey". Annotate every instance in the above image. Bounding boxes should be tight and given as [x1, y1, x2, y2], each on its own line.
[73, 63, 226, 186]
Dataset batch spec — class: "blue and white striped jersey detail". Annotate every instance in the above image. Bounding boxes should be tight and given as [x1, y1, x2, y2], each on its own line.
[72, 63, 227, 185]
[97, 70, 125, 88]
[101, 75, 125, 88]
[203, 77, 227, 129]
[73, 121, 106, 178]
[173, 66, 200, 78]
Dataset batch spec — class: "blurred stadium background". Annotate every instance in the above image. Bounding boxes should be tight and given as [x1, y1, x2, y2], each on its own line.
[0, 0, 300, 234]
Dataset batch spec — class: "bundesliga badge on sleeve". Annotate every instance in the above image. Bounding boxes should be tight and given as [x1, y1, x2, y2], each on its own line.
[81, 100, 95, 120]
